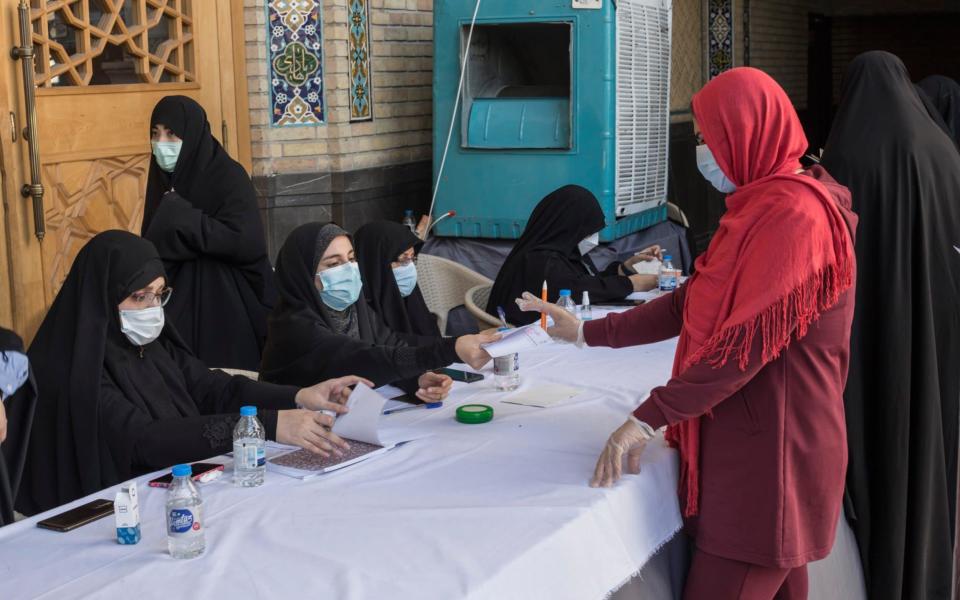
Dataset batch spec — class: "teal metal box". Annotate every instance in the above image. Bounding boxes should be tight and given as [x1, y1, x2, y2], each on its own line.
[432, 0, 672, 241]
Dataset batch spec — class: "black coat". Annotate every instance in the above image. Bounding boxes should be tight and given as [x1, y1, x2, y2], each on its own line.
[260, 223, 458, 392]
[486, 185, 632, 326]
[143, 96, 276, 370]
[354, 221, 441, 337]
[822, 52, 960, 600]
[17, 231, 297, 516]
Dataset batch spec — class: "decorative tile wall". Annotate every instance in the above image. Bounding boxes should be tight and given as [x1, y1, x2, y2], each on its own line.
[268, 0, 325, 126]
[706, 0, 734, 80]
[348, 0, 373, 121]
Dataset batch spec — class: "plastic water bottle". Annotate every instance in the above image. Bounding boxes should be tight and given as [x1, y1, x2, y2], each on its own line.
[402, 209, 416, 233]
[493, 327, 520, 391]
[233, 406, 265, 487]
[166, 464, 205, 559]
[580, 291, 593, 321]
[658, 255, 678, 292]
[556, 289, 577, 315]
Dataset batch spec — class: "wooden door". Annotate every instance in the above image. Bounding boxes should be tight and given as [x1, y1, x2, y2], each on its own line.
[0, 0, 250, 341]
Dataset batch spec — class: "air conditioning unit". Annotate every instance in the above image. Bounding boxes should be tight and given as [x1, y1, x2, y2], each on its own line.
[432, 0, 672, 241]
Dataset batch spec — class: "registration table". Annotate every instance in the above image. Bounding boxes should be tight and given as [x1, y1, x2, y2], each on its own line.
[0, 334, 686, 599]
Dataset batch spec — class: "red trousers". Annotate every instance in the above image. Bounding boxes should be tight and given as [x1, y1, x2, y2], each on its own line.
[683, 548, 809, 600]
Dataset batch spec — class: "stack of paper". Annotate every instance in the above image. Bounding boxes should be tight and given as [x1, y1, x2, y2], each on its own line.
[481, 324, 553, 358]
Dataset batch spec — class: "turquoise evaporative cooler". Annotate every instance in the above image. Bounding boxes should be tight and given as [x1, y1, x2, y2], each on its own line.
[431, 0, 673, 241]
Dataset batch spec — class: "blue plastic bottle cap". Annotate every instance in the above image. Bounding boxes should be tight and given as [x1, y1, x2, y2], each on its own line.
[559, 289, 572, 296]
[172, 464, 191, 477]
[425, 402, 443, 409]
[240, 406, 257, 417]
[664, 255, 672, 261]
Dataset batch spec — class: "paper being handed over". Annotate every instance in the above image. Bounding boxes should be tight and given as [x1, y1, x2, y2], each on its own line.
[481, 323, 553, 358]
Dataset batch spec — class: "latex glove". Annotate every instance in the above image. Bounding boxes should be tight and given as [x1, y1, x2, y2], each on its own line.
[516, 291, 580, 343]
[622, 244, 664, 274]
[417, 372, 453, 403]
[295, 375, 373, 412]
[276, 409, 351, 457]
[590, 419, 650, 488]
[455, 332, 499, 370]
[0, 400, 6, 443]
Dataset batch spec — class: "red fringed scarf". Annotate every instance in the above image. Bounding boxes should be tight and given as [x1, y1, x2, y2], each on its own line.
[669, 68, 855, 517]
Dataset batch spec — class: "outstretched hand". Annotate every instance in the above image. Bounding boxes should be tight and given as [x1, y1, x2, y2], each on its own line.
[515, 291, 580, 343]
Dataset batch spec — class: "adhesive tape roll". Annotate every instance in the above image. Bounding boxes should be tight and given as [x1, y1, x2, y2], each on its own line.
[456, 404, 494, 424]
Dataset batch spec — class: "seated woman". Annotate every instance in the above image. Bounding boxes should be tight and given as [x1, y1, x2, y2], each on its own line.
[354, 220, 440, 337]
[260, 223, 494, 399]
[143, 95, 276, 371]
[17, 231, 362, 516]
[0, 327, 35, 525]
[487, 185, 660, 326]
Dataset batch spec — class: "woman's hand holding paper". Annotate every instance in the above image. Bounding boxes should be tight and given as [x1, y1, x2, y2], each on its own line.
[516, 292, 580, 343]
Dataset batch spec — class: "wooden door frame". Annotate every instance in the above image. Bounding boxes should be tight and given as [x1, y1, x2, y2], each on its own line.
[0, 0, 252, 341]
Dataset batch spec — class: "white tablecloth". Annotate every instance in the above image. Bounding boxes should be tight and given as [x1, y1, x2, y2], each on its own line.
[0, 337, 683, 600]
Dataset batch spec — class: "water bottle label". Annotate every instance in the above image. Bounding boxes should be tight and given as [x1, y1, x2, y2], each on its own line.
[235, 442, 264, 469]
[168, 508, 200, 534]
[256, 447, 266, 467]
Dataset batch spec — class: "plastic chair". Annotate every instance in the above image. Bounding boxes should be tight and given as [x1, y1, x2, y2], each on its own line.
[416, 253, 492, 335]
[667, 202, 690, 228]
[465, 284, 503, 330]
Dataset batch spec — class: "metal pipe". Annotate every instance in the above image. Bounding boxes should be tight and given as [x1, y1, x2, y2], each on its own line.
[10, 0, 45, 241]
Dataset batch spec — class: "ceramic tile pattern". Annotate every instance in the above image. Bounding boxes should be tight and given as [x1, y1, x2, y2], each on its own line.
[268, 0, 324, 126]
[348, 0, 373, 121]
[706, 0, 734, 80]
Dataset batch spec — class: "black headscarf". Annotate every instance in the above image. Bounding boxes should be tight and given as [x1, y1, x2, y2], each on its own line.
[0, 329, 36, 525]
[486, 185, 632, 325]
[260, 223, 459, 390]
[354, 221, 440, 337]
[18, 231, 178, 514]
[143, 95, 276, 370]
[917, 75, 960, 148]
[822, 51, 960, 600]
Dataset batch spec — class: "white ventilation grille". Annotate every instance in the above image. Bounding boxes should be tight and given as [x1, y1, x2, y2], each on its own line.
[615, 0, 672, 217]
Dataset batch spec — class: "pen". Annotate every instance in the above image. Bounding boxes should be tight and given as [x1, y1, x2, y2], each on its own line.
[383, 402, 443, 415]
[497, 306, 509, 329]
[540, 280, 548, 330]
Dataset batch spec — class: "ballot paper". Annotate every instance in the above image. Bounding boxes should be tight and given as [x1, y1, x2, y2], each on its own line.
[502, 384, 583, 408]
[632, 259, 662, 275]
[481, 323, 553, 358]
[267, 442, 393, 479]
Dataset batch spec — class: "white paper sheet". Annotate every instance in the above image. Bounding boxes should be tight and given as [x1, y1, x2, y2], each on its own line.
[502, 384, 583, 408]
[334, 384, 429, 447]
[632, 259, 662, 275]
[481, 323, 553, 358]
[376, 384, 408, 399]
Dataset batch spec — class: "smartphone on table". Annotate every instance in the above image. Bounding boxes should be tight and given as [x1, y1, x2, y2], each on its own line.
[36, 499, 114, 533]
[440, 368, 484, 383]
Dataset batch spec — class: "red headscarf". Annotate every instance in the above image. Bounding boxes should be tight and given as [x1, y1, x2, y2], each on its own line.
[669, 68, 854, 517]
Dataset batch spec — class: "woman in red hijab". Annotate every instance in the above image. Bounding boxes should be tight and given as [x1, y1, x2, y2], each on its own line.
[521, 68, 857, 599]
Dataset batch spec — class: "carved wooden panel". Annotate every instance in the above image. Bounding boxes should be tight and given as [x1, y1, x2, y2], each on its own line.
[30, 0, 195, 87]
[41, 153, 148, 299]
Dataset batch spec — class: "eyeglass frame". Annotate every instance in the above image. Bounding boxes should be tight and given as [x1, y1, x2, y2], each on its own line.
[127, 287, 174, 308]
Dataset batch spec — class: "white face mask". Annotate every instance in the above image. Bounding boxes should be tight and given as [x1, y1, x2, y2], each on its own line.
[577, 232, 600, 256]
[119, 306, 165, 347]
[696, 144, 737, 194]
[151, 140, 182, 173]
[392, 262, 418, 297]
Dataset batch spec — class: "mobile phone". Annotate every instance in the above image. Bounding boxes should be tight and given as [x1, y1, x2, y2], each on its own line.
[36, 499, 115, 532]
[440, 368, 484, 383]
[148, 462, 224, 488]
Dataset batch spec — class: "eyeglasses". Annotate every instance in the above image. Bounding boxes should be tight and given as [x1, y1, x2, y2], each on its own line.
[129, 287, 173, 307]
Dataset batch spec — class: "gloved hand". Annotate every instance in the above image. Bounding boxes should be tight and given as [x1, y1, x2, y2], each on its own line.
[590, 419, 651, 488]
[515, 291, 580, 343]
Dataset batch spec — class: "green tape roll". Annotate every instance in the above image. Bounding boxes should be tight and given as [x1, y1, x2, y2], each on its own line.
[456, 404, 494, 424]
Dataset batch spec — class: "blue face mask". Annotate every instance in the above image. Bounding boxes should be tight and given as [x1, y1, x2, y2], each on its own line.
[317, 261, 363, 311]
[151, 140, 182, 173]
[392, 262, 418, 297]
[696, 144, 737, 194]
[0, 350, 29, 400]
